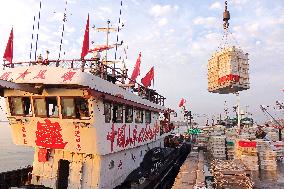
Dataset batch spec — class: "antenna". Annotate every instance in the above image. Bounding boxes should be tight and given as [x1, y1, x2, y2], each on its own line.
[35, 0, 42, 61]
[29, 1, 42, 62]
[58, 0, 68, 65]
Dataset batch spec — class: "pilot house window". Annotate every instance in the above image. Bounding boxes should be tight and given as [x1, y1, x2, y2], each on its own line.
[46, 97, 59, 117]
[61, 97, 89, 119]
[135, 109, 143, 123]
[34, 97, 59, 117]
[104, 102, 111, 123]
[125, 106, 133, 123]
[34, 98, 47, 117]
[9, 97, 32, 116]
[112, 104, 123, 123]
[145, 110, 151, 123]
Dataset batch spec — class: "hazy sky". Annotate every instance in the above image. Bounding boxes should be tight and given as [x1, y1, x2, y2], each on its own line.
[0, 0, 283, 125]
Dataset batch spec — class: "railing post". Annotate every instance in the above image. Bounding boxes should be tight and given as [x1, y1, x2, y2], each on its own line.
[81, 59, 86, 72]
[56, 60, 60, 67]
[71, 60, 74, 68]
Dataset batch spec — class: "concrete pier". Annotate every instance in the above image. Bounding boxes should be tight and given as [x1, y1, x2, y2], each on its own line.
[172, 150, 205, 189]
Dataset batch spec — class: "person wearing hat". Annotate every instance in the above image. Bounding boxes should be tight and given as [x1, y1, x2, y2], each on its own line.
[256, 125, 267, 139]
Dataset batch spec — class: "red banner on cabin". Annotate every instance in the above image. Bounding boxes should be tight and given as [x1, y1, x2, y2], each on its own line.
[35, 119, 68, 149]
[38, 148, 49, 162]
[3, 28, 13, 64]
[238, 141, 256, 148]
[130, 52, 141, 84]
[141, 66, 154, 88]
[81, 14, 89, 59]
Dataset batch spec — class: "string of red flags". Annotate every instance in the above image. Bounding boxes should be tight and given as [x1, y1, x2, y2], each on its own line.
[81, 14, 89, 59]
[141, 66, 154, 88]
[3, 27, 13, 65]
[178, 98, 186, 107]
[130, 52, 141, 84]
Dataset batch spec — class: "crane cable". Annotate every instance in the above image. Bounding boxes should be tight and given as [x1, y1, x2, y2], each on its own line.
[217, 1, 241, 51]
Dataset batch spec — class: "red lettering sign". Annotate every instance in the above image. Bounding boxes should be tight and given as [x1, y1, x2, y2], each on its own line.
[0, 72, 12, 80]
[74, 125, 81, 151]
[107, 123, 160, 152]
[38, 148, 49, 162]
[22, 126, 27, 144]
[35, 119, 68, 149]
[61, 70, 76, 82]
[107, 124, 116, 152]
[16, 69, 31, 80]
[33, 70, 47, 79]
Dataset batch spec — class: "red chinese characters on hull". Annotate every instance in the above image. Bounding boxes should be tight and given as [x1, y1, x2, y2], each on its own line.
[0, 72, 12, 80]
[74, 125, 82, 151]
[107, 123, 159, 152]
[35, 119, 68, 149]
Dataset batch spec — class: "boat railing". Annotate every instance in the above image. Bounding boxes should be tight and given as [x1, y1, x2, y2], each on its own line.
[3, 58, 165, 106]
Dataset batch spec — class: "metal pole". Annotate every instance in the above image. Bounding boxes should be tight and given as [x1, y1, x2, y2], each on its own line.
[106, 20, 110, 63]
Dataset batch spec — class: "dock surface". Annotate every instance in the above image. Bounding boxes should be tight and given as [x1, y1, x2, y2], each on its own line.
[172, 150, 205, 189]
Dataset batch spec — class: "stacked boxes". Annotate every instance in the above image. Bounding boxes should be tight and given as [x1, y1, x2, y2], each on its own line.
[257, 140, 277, 170]
[239, 127, 256, 140]
[235, 140, 259, 171]
[259, 151, 277, 170]
[267, 131, 279, 141]
[226, 139, 235, 160]
[271, 141, 284, 160]
[207, 46, 250, 94]
[208, 136, 226, 159]
[225, 127, 238, 139]
[196, 132, 208, 149]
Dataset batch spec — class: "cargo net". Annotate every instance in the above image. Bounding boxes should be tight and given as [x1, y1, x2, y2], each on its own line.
[207, 14, 250, 94]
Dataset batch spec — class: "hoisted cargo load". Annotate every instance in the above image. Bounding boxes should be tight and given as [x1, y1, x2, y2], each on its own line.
[207, 1, 250, 94]
[208, 46, 249, 93]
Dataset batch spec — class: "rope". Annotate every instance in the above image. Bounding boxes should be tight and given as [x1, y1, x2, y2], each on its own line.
[34, 1, 42, 61]
[58, 0, 68, 64]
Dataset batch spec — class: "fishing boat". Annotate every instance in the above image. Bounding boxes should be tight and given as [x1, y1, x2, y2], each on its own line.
[0, 5, 175, 188]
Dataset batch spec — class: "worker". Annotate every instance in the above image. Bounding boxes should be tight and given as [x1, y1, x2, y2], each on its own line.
[255, 126, 267, 139]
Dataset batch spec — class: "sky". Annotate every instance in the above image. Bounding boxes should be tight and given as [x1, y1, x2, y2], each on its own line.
[0, 0, 283, 125]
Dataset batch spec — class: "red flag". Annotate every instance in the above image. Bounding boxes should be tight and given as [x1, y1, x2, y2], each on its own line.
[3, 28, 13, 64]
[130, 52, 141, 83]
[178, 98, 186, 107]
[141, 66, 154, 88]
[81, 14, 89, 59]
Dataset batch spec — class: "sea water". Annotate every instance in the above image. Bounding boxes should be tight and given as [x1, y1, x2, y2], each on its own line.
[0, 122, 34, 172]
